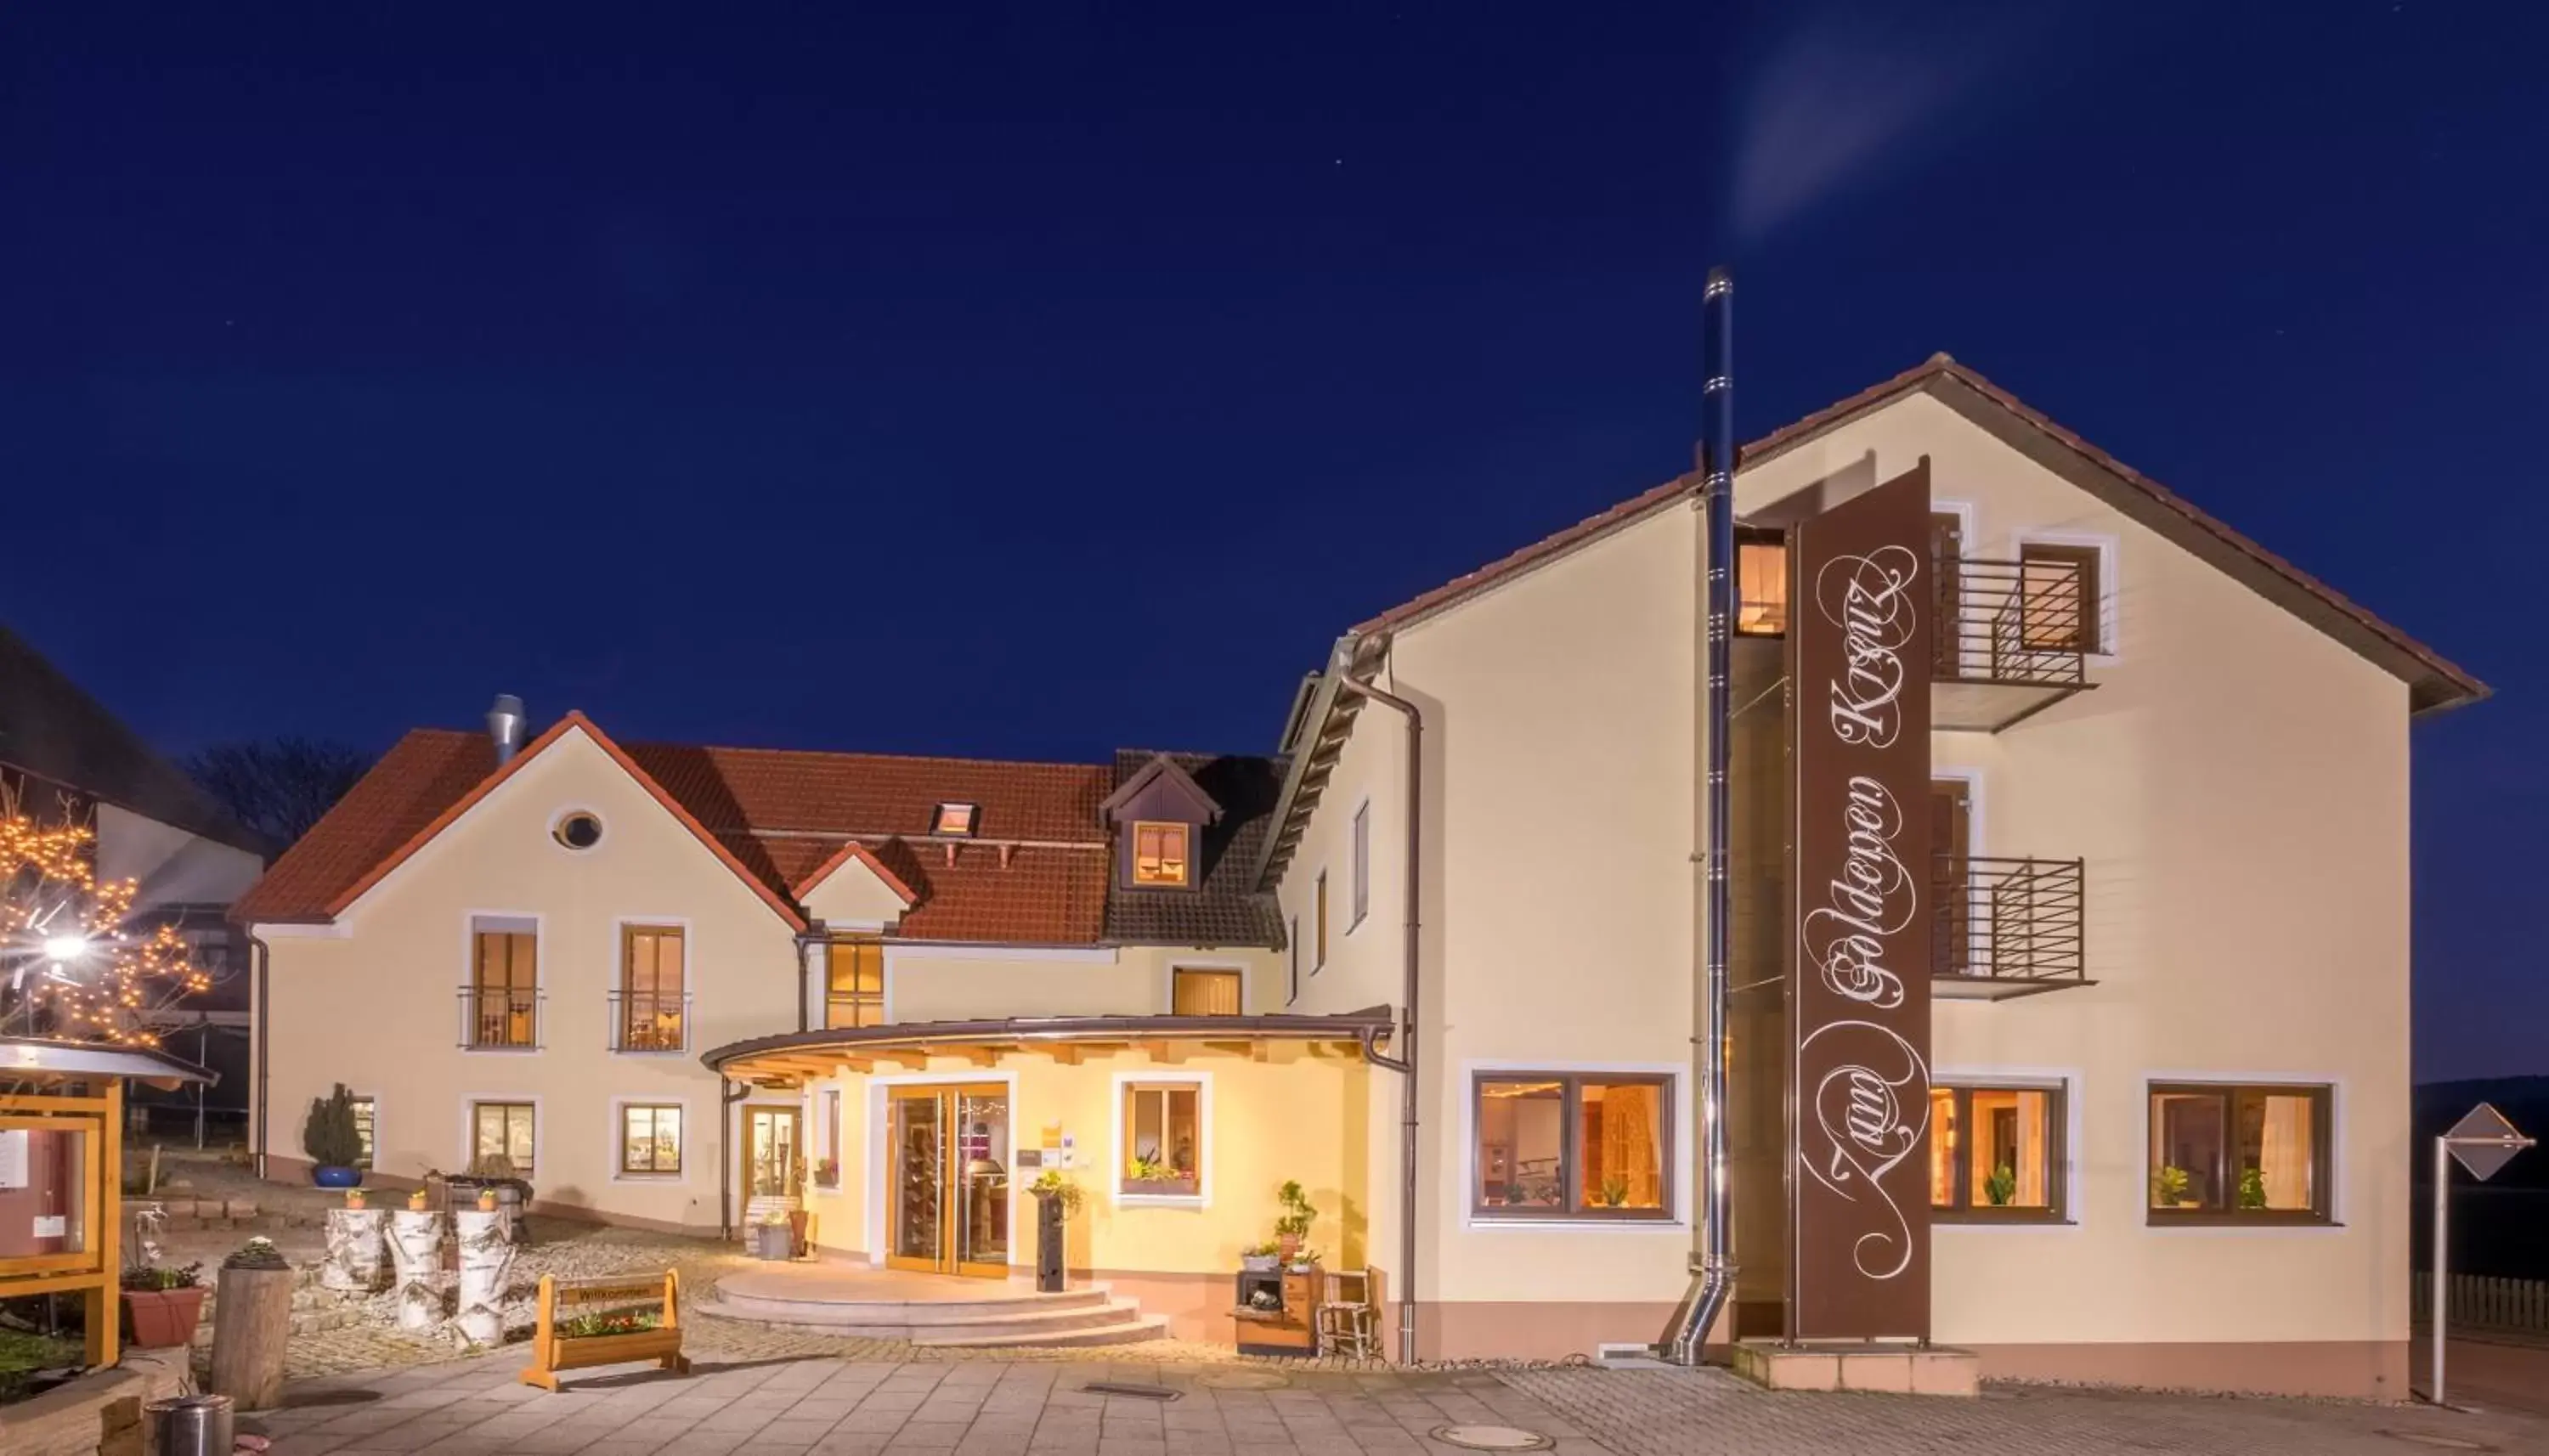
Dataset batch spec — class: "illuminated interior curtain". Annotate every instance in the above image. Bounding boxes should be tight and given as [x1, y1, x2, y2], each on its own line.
[1929, 1090, 1958, 1206]
[2016, 1092, 2048, 1205]
[1173, 970, 1241, 1016]
[2259, 1095, 2312, 1209]
[1591, 1084, 1662, 1208]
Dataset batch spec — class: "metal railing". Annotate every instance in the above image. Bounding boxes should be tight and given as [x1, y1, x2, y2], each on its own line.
[1936, 557, 2090, 689]
[610, 990, 692, 1053]
[2416, 1272, 2549, 1336]
[1932, 855, 2086, 986]
[457, 986, 543, 1050]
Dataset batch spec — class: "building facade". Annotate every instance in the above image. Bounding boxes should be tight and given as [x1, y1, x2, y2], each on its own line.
[239, 357, 2480, 1391]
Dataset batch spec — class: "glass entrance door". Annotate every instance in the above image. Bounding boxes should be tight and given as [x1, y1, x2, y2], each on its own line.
[746, 1107, 800, 1199]
[885, 1084, 1009, 1278]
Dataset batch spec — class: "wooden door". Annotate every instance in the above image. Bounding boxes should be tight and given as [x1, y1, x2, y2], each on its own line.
[1930, 780, 1972, 976]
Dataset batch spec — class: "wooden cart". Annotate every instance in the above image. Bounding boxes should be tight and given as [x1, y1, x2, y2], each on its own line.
[519, 1270, 690, 1391]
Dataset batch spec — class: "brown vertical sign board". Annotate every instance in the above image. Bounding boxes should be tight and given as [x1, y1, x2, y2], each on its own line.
[1789, 460, 1935, 1340]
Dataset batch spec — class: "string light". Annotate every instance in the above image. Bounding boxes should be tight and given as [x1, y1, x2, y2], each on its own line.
[3, 810, 209, 1046]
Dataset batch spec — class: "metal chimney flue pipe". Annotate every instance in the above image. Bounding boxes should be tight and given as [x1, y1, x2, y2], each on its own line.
[1663, 264, 1738, 1366]
[487, 694, 527, 765]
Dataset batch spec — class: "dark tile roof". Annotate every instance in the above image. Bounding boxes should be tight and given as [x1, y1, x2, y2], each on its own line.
[235, 720, 1115, 946]
[1102, 749, 1287, 950]
[0, 624, 269, 856]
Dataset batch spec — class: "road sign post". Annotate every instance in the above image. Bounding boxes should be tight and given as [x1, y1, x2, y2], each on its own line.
[2432, 1103, 2534, 1408]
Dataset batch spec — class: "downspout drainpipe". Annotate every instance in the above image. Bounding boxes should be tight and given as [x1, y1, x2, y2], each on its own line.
[1334, 672, 1422, 1366]
[719, 1076, 750, 1240]
[250, 934, 272, 1180]
[794, 929, 823, 1034]
[1664, 264, 1738, 1365]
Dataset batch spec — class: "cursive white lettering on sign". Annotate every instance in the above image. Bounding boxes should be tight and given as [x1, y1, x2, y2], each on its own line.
[1801, 775, 1913, 1009]
[1800, 1020, 1931, 1281]
[1815, 545, 1920, 748]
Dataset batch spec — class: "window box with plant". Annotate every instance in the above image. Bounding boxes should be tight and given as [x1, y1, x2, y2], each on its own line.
[1120, 1081, 1203, 1200]
[2146, 1082, 2333, 1226]
[119, 1261, 206, 1349]
[303, 1083, 366, 1188]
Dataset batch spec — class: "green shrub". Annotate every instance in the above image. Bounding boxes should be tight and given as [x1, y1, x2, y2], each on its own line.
[302, 1083, 364, 1167]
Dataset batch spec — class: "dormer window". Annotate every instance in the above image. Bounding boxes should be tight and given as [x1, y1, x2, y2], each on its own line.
[932, 802, 980, 838]
[1133, 821, 1190, 886]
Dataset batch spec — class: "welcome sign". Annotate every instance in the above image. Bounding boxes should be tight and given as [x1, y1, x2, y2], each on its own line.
[1789, 460, 1935, 1340]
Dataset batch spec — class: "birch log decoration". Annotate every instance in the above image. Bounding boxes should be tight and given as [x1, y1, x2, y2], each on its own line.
[388, 1210, 446, 1330]
[323, 1208, 392, 1292]
[454, 1210, 515, 1345]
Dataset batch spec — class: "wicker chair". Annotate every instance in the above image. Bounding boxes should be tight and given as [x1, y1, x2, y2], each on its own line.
[1314, 1266, 1377, 1359]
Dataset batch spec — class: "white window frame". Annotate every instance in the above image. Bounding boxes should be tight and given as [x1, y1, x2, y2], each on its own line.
[1111, 1069, 1212, 1210]
[1162, 960, 1250, 1016]
[1349, 800, 1371, 933]
[1928, 1065, 2083, 1232]
[457, 1093, 542, 1179]
[459, 911, 544, 1055]
[1457, 1058, 1690, 1233]
[347, 1091, 380, 1171]
[609, 1096, 691, 1182]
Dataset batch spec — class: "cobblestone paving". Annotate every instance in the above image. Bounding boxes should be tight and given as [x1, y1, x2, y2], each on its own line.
[1502, 1365, 2549, 1455]
[247, 1352, 1599, 1455]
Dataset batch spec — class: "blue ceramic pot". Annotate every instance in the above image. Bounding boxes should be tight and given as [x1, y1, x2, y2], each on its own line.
[311, 1165, 363, 1188]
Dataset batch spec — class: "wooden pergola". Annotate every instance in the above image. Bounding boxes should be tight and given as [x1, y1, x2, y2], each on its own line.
[701, 1007, 1397, 1088]
[0, 1036, 215, 1368]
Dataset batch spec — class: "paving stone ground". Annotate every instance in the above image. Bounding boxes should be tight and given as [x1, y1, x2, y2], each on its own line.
[244, 1352, 2549, 1456]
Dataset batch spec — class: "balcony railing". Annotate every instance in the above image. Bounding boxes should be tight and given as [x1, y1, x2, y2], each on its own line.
[457, 986, 543, 1049]
[1931, 855, 2088, 1000]
[1932, 557, 2094, 731]
[610, 990, 693, 1053]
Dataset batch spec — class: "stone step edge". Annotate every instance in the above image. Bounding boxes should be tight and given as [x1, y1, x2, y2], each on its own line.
[914, 1314, 1170, 1349]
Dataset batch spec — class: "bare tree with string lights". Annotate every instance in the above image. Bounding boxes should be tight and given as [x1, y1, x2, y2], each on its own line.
[2, 793, 209, 1044]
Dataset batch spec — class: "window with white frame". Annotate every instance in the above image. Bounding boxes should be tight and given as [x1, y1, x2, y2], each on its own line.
[1119, 1077, 1207, 1199]
[1351, 801, 1370, 930]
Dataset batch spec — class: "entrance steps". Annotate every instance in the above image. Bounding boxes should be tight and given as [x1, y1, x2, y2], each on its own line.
[698, 1273, 1167, 1348]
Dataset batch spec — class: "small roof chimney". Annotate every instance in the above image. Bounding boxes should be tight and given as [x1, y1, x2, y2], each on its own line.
[487, 694, 527, 765]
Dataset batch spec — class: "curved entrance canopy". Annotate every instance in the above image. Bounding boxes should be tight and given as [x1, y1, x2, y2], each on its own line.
[702, 1007, 1396, 1088]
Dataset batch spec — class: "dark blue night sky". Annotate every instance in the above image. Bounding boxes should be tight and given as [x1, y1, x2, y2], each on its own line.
[5, 3, 2542, 1075]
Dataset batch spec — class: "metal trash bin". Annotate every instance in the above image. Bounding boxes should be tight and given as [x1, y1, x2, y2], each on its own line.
[147, 1392, 235, 1456]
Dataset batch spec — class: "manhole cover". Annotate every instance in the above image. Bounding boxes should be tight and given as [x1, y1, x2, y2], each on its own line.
[2379, 1434, 2494, 1453]
[1082, 1382, 1181, 1402]
[1433, 1425, 1552, 1452]
[1199, 1370, 1291, 1390]
[276, 1389, 380, 1409]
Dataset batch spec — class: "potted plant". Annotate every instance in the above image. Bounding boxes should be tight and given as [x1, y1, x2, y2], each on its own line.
[1241, 1239, 1280, 1273]
[1596, 1175, 1631, 1208]
[302, 1083, 366, 1188]
[750, 1210, 794, 1261]
[814, 1157, 841, 1190]
[345, 1187, 367, 1211]
[2237, 1165, 2269, 1210]
[1123, 1153, 1195, 1198]
[408, 1188, 431, 1211]
[476, 1187, 500, 1213]
[2152, 1164, 2192, 1208]
[1984, 1163, 2018, 1208]
[119, 1261, 206, 1349]
[1274, 1181, 1317, 1265]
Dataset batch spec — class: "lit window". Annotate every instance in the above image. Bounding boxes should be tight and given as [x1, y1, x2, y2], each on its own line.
[1472, 1074, 1671, 1220]
[471, 1101, 535, 1177]
[1735, 530, 1789, 636]
[826, 940, 885, 1029]
[2149, 1083, 2330, 1223]
[932, 802, 980, 837]
[1121, 1081, 1202, 1198]
[619, 1103, 682, 1176]
[619, 925, 686, 1052]
[2020, 541, 2102, 652]
[1133, 821, 1190, 886]
[1930, 1085, 2063, 1220]
[467, 921, 538, 1049]
[1172, 968, 1242, 1015]
[349, 1096, 376, 1171]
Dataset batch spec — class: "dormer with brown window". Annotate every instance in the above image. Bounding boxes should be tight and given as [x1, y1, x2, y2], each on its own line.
[1100, 753, 1223, 892]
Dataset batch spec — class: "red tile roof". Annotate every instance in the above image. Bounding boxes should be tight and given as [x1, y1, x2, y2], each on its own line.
[1354, 355, 2485, 713]
[235, 719, 1116, 946]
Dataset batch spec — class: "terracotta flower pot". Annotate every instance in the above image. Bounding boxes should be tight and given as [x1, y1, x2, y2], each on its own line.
[122, 1286, 207, 1349]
